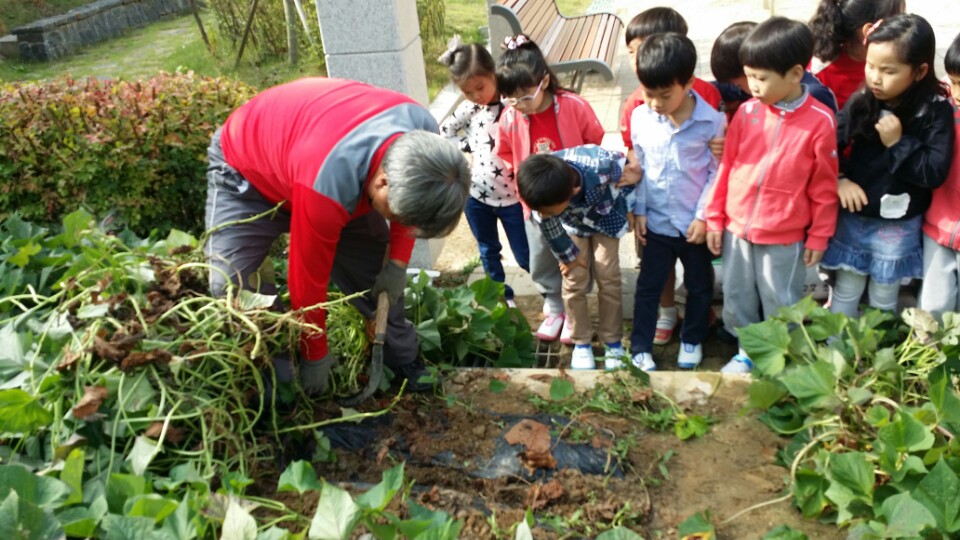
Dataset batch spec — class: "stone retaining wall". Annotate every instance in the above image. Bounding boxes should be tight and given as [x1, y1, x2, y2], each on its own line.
[11, 0, 193, 61]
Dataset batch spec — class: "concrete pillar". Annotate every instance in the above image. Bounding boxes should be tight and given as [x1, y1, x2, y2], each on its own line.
[316, 0, 443, 269]
[486, 0, 514, 62]
[316, 0, 429, 105]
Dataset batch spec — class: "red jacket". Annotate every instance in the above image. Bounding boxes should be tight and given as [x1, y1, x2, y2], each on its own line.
[497, 89, 604, 175]
[220, 78, 438, 360]
[619, 78, 721, 148]
[814, 51, 864, 111]
[923, 103, 960, 249]
[705, 95, 839, 251]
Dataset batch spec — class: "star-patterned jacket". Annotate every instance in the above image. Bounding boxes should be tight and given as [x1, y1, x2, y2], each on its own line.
[440, 99, 518, 206]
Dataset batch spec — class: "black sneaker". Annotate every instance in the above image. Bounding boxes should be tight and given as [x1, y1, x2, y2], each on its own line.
[395, 361, 436, 393]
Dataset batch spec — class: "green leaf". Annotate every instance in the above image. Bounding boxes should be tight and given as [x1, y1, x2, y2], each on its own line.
[277, 461, 322, 496]
[878, 411, 935, 453]
[9, 241, 42, 267]
[762, 525, 808, 540]
[675, 415, 710, 440]
[61, 449, 85, 506]
[258, 526, 295, 540]
[102, 513, 161, 540]
[739, 319, 790, 376]
[878, 492, 935, 537]
[0, 490, 65, 540]
[106, 474, 149, 514]
[124, 494, 178, 524]
[759, 402, 805, 434]
[488, 380, 507, 394]
[828, 452, 874, 501]
[365, 522, 397, 540]
[118, 375, 157, 414]
[872, 347, 899, 373]
[805, 309, 846, 341]
[914, 459, 960, 533]
[793, 469, 830, 518]
[845, 521, 885, 540]
[0, 389, 53, 434]
[415, 319, 442, 352]
[0, 464, 71, 508]
[825, 452, 874, 523]
[57, 506, 98, 537]
[513, 514, 533, 540]
[126, 435, 160, 476]
[355, 463, 403, 512]
[595, 527, 645, 539]
[549, 378, 575, 401]
[677, 510, 715, 538]
[776, 295, 818, 324]
[237, 290, 278, 310]
[160, 494, 196, 540]
[746, 380, 787, 410]
[76, 303, 110, 319]
[308, 482, 359, 540]
[846, 387, 873, 406]
[60, 209, 94, 249]
[929, 366, 960, 426]
[164, 229, 198, 251]
[223, 498, 257, 540]
[865, 405, 890, 427]
[779, 360, 840, 410]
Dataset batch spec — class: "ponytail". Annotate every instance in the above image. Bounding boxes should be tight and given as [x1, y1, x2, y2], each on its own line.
[809, 0, 905, 62]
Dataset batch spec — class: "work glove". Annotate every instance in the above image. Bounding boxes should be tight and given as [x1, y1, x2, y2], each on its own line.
[300, 355, 337, 396]
[271, 355, 296, 385]
[372, 261, 407, 306]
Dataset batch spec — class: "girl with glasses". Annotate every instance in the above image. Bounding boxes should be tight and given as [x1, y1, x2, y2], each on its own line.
[495, 34, 605, 344]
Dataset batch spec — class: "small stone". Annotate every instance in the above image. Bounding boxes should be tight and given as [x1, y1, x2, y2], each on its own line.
[472, 425, 486, 437]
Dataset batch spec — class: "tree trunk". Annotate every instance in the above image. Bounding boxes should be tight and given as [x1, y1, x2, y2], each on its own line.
[283, 0, 298, 65]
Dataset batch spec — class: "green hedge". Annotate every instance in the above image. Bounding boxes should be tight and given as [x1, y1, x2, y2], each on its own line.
[0, 72, 255, 235]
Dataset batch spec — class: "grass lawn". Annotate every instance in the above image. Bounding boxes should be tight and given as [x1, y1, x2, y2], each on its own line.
[0, 0, 90, 34]
[1, 0, 596, 96]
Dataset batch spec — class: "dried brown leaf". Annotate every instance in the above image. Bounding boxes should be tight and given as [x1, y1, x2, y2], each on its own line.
[121, 349, 173, 371]
[73, 386, 109, 420]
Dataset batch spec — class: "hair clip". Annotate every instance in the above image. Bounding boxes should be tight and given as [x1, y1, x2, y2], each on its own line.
[502, 34, 529, 50]
[863, 18, 883, 45]
[437, 34, 462, 65]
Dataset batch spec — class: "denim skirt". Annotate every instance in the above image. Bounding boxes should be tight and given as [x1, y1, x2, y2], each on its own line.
[820, 212, 923, 284]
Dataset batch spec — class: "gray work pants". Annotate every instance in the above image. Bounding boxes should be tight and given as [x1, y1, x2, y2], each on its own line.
[721, 231, 806, 336]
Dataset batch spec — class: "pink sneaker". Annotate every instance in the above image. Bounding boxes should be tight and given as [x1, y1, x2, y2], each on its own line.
[559, 317, 574, 345]
[536, 313, 565, 341]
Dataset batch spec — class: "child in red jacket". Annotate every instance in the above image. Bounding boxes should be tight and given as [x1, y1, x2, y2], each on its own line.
[705, 18, 839, 373]
[918, 32, 960, 321]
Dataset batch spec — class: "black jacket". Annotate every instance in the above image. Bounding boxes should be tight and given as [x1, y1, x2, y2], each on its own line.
[838, 95, 954, 220]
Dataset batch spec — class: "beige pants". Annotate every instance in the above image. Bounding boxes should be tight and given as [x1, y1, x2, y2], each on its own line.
[562, 234, 623, 345]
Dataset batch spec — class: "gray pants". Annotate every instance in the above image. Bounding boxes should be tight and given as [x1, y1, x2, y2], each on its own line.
[204, 129, 418, 367]
[920, 233, 960, 322]
[526, 218, 564, 315]
[830, 269, 899, 318]
[721, 231, 806, 336]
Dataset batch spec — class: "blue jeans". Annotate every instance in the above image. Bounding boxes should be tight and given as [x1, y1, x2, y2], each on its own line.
[630, 231, 713, 354]
[464, 197, 529, 299]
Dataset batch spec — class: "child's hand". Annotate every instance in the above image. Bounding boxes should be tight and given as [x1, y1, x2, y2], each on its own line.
[559, 253, 588, 277]
[617, 157, 643, 187]
[709, 137, 725, 159]
[875, 113, 903, 147]
[804, 248, 824, 267]
[706, 231, 723, 256]
[634, 215, 648, 246]
[626, 212, 635, 230]
[838, 177, 869, 212]
[686, 219, 707, 244]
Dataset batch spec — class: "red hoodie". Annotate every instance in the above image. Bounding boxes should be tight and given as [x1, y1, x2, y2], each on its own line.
[220, 78, 438, 360]
[705, 94, 839, 251]
[619, 78, 721, 148]
[923, 103, 960, 249]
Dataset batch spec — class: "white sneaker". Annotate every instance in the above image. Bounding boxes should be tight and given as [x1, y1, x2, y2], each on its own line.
[571, 346, 596, 369]
[559, 317, 574, 345]
[720, 354, 753, 374]
[542, 300, 552, 316]
[631, 352, 657, 371]
[604, 344, 627, 370]
[677, 342, 702, 369]
[536, 313, 565, 341]
[506, 298, 517, 309]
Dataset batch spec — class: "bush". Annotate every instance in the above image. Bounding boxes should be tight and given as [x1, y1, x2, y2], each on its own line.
[0, 72, 256, 235]
[206, 0, 323, 60]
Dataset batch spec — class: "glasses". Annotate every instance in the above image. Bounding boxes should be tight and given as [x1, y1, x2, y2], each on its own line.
[504, 80, 544, 106]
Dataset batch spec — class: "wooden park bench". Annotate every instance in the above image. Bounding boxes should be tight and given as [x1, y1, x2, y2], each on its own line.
[490, 0, 624, 93]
